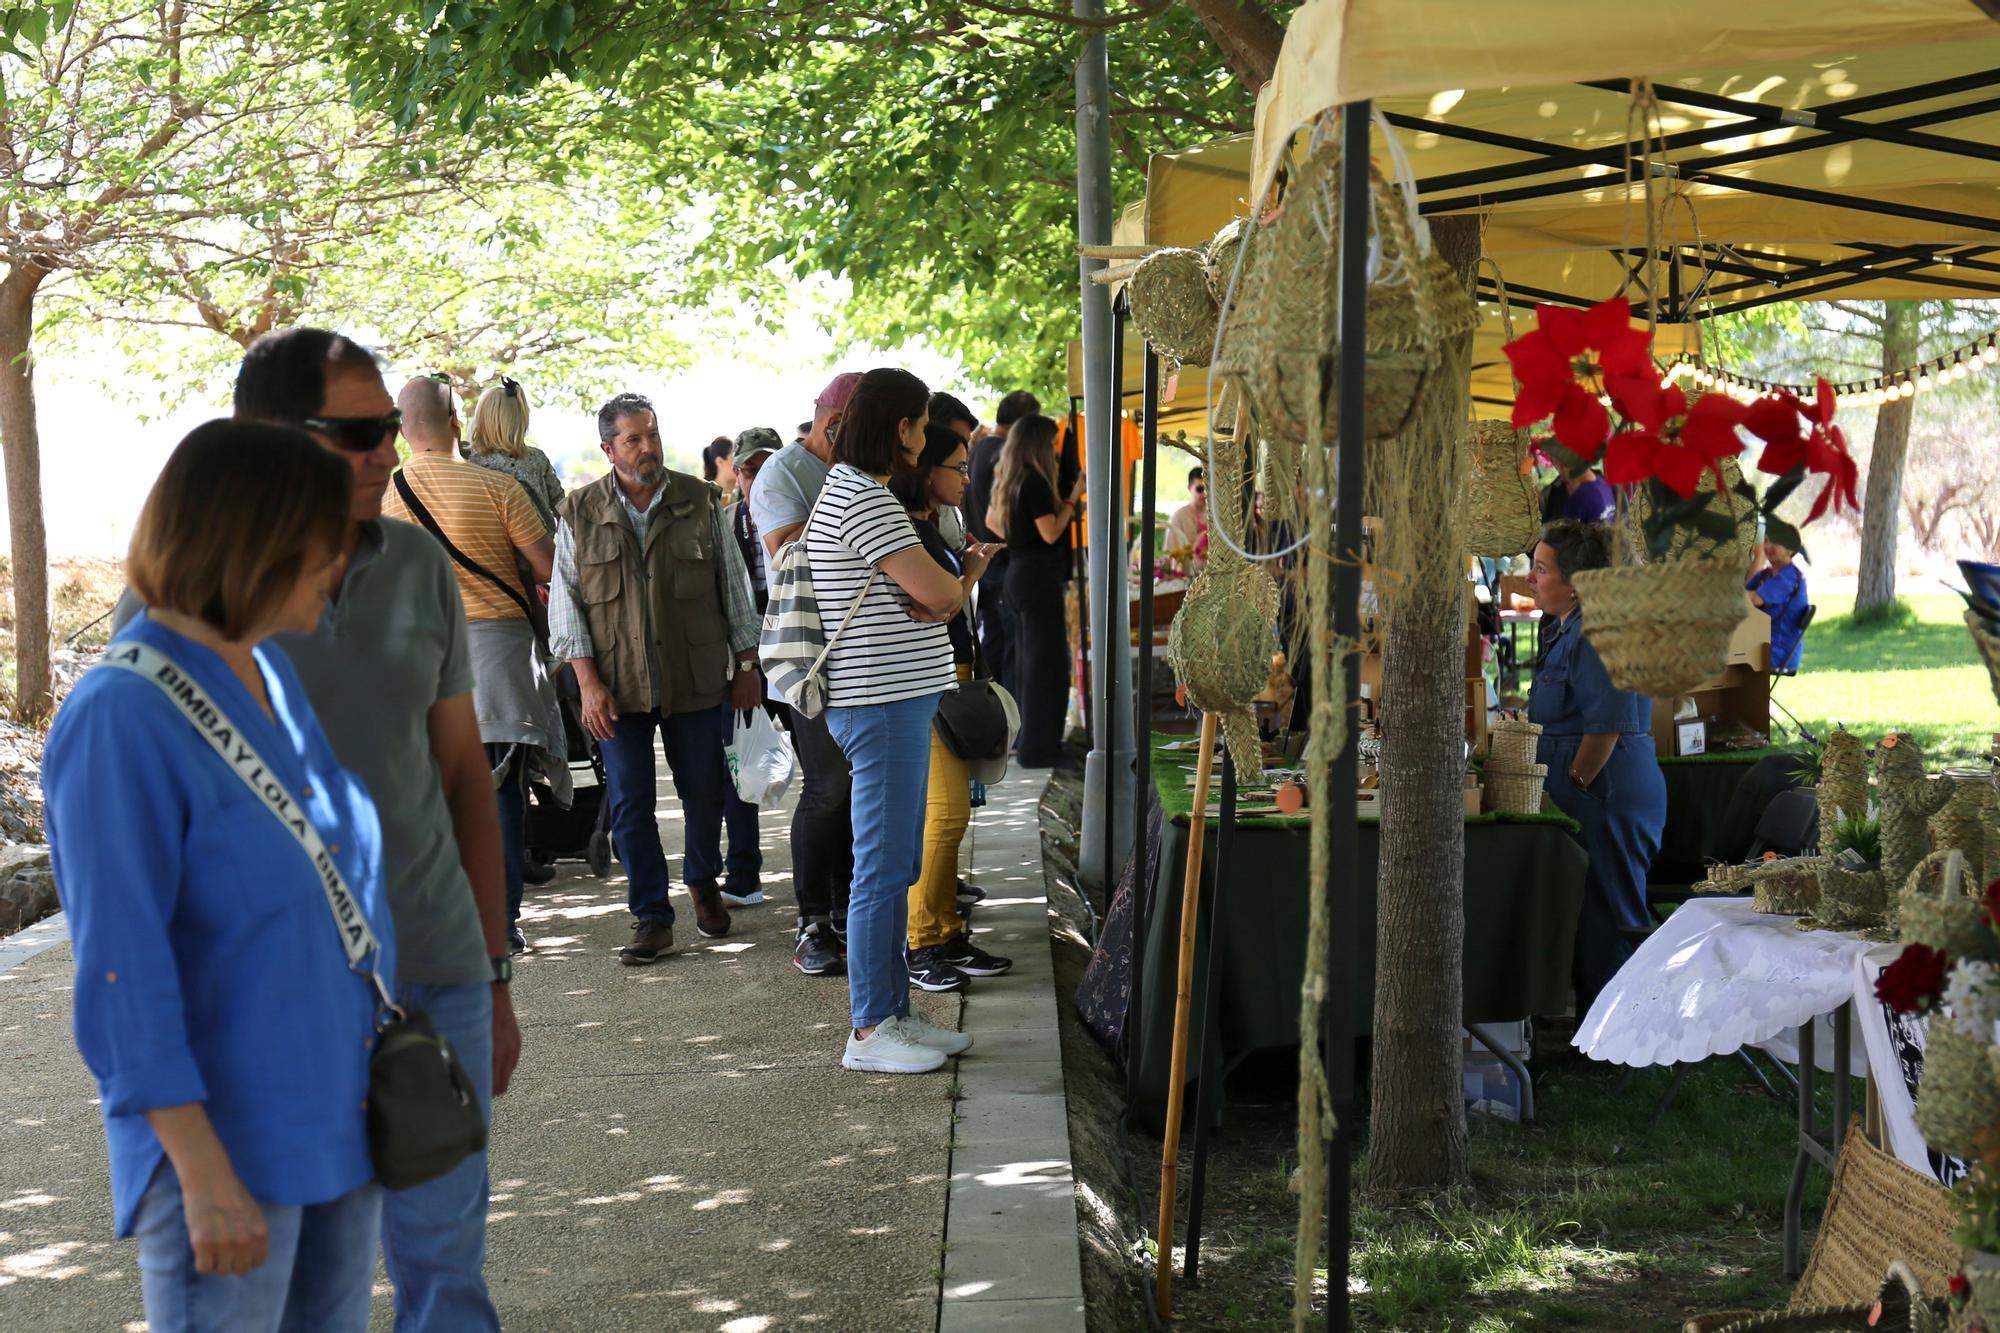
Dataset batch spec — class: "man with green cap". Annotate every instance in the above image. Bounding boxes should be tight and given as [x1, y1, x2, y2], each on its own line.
[731, 426, 784, 617]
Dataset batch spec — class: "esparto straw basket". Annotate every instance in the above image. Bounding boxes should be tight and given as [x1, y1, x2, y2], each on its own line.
[1571, 556, 1749, 698]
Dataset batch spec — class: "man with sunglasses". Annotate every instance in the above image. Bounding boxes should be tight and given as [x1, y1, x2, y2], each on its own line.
[1165, 466, 1209, 576]
[119, 329, 519, 1330]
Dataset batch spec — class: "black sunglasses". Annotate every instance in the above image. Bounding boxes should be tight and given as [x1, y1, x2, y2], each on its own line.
[299, 409, 403, 454]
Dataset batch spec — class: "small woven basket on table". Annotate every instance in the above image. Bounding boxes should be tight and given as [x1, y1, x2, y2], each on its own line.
[1486, 718, 1543, 771]
[1462, 421, 1542, 559]
[1898, 848, 1989, 959]
[1571, 555, 1750, 698]
[1485, 763, 1548, 815]
[1749, 856, 1823, 916]
[1913, 1014, 2000, 1160]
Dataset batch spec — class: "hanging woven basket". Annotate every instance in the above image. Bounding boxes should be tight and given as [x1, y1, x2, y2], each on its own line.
[1571, 555, 1749, 697]
[1913, 1015, 2000, 1160]
[1166, 558, 1279, 779]
[1966, 609, 2000, 711]
[1128, 246, 1220, 367]
[1462, 421, 1542, 558]
[1617, 452, 1759, 571]
[1204, 218, 1246, 313]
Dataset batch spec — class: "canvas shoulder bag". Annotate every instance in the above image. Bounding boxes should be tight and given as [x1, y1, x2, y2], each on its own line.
[758, 479, 878, 719]
[99, 642, 486, 1191]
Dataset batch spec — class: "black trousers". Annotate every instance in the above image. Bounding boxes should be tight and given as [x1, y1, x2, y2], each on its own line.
[787, 702, 853, 925]
[1008, 562, 1070, 767]
[976, 552, 1016, 698]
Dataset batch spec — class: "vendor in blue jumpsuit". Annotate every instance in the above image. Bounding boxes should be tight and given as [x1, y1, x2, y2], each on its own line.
[1526, 520, 1668, 1014]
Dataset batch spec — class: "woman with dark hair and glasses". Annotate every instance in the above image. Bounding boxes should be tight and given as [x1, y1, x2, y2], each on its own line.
[1525, 519, 1668, 1014]
[49, 420, 393, 1330]
[465, 376, 566, 532]
[887, 426, 1010, 994]
[806, 369, 973, 1074]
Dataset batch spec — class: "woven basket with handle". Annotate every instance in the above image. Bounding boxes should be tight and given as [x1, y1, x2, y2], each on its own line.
[1129, 246, 1220, 368]
[1685, 1261, 1941, 1333]
[1572, 555, 1749, 698]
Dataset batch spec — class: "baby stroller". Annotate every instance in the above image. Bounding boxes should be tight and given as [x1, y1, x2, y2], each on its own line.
[526, 662, 615, 878]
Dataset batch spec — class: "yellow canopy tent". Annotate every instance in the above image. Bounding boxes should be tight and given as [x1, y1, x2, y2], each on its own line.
[1241, 0, 2000, 327]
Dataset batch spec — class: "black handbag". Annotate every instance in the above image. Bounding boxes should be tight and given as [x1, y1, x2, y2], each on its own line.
[935, 627, 1013, 762]
[100, 640, 487, 1193]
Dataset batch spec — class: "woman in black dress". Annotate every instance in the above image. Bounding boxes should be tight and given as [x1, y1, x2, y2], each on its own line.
[986, 414, 1082, 767]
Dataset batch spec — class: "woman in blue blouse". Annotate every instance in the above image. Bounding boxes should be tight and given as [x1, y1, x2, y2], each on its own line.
[1526, 521, 1668, 1015]
[1747, 539, 1809, 673]
[44, 421, 393, 1332]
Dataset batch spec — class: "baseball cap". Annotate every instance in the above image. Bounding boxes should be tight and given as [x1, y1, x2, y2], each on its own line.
[734, 426, 784, 463]
[815, 371, 864, 411]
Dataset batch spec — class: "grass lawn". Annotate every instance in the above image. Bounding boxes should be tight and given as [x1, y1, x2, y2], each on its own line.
[1144, 1038, 1841, 1331]
[1779, 593, 1994, 765]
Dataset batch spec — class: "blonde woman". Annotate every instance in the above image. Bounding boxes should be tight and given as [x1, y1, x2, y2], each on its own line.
[465, 376, 565, 531]
[986, 414, 1079, 767]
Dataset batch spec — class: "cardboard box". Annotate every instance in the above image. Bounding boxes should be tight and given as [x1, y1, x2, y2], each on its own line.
[1464, 784, 1484, 817]
[1651, 663, 1772, 750]
[1726, 596, 1771, 671]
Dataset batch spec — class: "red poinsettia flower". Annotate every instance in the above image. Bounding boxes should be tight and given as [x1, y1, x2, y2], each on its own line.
[1602, 392, 1748, 500]
[1504, 297, 1655, 458]
[1952, 1273, 1972, 1303]
[1802, 382, 1858, 520]
[1985, 879, 2000, 932]
[1742, 392, 1808, 476]
[1874, 942, 1951, 1014]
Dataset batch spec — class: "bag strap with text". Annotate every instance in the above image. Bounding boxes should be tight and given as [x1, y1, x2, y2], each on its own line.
[393, 471, 535, 620]
[99, 642, 397, 1016]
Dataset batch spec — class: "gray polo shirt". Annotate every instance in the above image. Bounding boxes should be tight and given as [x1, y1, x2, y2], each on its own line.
[115, 519, 488, 987]
[746, 442, 830, 542]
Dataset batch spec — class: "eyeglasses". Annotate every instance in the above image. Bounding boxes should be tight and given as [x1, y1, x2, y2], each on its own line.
[1192, 484, 1207, 495]
[942, 462, 972, 476]
[299, 409, 403, 453]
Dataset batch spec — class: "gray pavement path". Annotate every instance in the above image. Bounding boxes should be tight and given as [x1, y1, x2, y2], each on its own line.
[0, 753, 1084, 1332]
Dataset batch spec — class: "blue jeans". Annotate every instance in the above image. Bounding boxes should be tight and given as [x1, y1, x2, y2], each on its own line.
[135, 1164, 380, 1332]
[1540, 734, 1668, 1014]
[599, 704, 763, 924]
[381, 981, 499, 1333]
[487, 743, 528, 925]
[828, 693, 940, 1029]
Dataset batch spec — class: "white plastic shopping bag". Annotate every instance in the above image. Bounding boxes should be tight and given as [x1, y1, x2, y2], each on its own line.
[727, 707, 795, 807]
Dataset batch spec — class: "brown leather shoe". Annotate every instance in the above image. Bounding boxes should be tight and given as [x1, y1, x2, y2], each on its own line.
[619, 919, 675, 966]
[686, 883, 732, 939]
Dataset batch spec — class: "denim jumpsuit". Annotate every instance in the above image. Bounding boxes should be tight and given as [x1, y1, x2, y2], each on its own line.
[1529, 607, 1668, 1012]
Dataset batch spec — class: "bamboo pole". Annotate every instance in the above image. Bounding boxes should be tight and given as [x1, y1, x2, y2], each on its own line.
[1077, 242, 1161, 259]
[1156, 708, 1219, 1318]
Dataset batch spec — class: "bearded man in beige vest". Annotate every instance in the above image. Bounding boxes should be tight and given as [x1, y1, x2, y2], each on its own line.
[548, 392, 765, 965]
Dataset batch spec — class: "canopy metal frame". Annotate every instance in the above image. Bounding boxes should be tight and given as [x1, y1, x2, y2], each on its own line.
[1385, 72, 2000, 315]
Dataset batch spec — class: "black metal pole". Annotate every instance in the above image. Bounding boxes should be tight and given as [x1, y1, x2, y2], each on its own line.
[1325, 101, 1372, 1333]
[1125, 343, 1160, 1127]
[1069, 396, 1090, 739]
[1184, 749, 1236, 1281]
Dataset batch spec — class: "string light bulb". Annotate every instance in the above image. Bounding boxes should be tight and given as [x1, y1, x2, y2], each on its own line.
[1919, 371, 1934, 392]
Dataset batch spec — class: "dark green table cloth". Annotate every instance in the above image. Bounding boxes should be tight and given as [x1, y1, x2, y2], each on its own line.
[1652, 747, 1791, 883]
[1120, 737, 1588, 1130]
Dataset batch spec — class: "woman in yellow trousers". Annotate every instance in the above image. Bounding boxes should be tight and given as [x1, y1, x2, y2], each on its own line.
[891, 426, 1017, 992]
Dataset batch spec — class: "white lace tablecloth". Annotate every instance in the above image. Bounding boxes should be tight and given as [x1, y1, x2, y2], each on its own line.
[1575, 897, 1876, 1068]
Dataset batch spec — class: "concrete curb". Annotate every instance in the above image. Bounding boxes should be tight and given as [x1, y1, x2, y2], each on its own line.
[938, 770, 1088, 1332]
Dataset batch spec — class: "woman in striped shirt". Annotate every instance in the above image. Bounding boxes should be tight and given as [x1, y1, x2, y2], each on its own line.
[804, 368, 977, 1075]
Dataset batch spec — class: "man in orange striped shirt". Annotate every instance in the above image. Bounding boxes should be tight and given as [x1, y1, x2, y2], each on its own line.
[384, 377, 565, 954]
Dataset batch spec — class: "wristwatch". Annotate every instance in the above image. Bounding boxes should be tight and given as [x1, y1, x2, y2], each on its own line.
[490, 955, 513, 985]
[736, 655, 758, 674]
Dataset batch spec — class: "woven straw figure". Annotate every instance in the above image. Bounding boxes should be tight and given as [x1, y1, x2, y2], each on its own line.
[1897, 850, 1990, 959]
[1818, 730, 1870, 861]
[1747, 856, 1821, 916]
[1461, 421, 1541, 558]
[1819, 735, 1953, 933]
[1928, 773, 1987, 884]
[1128, 247, 1220, 368]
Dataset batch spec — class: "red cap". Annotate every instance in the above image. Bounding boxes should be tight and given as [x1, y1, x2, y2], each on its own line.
[815, 371, 864, 411]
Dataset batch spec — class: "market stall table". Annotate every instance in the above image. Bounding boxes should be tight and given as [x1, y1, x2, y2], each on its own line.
[1099, 735, 1589, 1132]
[1652, 747, 1794, 884]
[1575, 896, 1914, 1275]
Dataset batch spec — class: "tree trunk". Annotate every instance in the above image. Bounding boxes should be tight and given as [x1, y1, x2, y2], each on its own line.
[1854, 301, 1918, 618]
[1181, 0, 1285, 88]
[0, 268, 52, 722]
[1365, 215, 1480, 1194]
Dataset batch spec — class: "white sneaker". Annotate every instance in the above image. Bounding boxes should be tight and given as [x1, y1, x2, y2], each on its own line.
[899, 1012, 973, 1056]
[842, 1020, 948, 1074]
[720, 887, 765, 907]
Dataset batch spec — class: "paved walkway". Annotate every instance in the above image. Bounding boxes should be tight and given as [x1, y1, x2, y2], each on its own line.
[0, 758, 1083, 1331]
